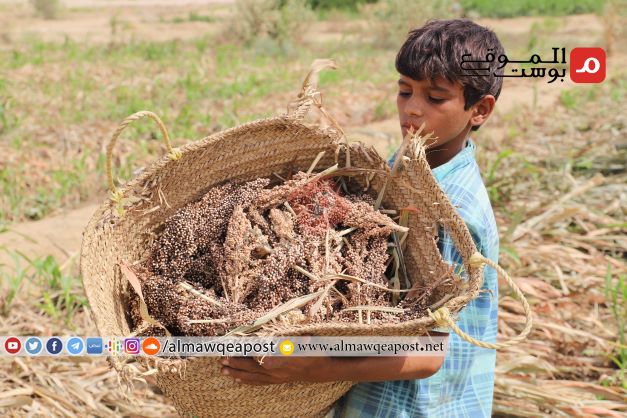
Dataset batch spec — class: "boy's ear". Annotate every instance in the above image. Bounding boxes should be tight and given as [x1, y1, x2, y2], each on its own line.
[470, 95, 496, 129]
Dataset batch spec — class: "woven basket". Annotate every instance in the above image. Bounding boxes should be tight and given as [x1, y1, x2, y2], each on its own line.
[80, 62, 531, 418]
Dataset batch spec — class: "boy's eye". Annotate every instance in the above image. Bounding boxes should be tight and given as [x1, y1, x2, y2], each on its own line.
[428, 96, 445, 104]
[398, 91, 411, 97]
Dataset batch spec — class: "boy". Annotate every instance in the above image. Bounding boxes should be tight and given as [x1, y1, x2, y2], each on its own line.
[220, 19, 503, 417]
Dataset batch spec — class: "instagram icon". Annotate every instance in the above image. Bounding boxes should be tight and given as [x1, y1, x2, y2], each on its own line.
[124, 338, 140, 355]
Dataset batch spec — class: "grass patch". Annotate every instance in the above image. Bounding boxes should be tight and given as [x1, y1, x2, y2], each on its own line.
[0, 250, 88, 329]
[559, 85, 602, 109]
[604, 264, 626, 389]
[460, 0, 604, 18]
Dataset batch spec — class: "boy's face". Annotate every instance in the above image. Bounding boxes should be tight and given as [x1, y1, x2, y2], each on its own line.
[397, 75, 479, 151]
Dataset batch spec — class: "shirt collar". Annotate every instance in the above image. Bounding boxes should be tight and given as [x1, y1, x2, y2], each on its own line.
[432, 138, 476, 183]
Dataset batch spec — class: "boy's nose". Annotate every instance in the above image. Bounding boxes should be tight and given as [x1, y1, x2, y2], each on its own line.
[404, 98, 424, 118]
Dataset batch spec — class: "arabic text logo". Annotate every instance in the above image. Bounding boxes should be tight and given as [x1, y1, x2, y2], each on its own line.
[460, 47, 567, 84]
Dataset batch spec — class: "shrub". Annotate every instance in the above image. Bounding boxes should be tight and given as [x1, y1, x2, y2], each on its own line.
[306, 0, 378, 10]
[459, 0, 604, 18]
[224, 0, 316, 48]
[30, 0, 60, 19]
[365, 0, 458, 48]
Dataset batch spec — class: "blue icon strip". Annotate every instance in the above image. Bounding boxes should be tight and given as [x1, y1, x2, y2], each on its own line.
[0, 337, 130, 357]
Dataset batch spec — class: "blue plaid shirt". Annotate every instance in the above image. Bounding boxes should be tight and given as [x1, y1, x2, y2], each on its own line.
[333, 138, 499, 418]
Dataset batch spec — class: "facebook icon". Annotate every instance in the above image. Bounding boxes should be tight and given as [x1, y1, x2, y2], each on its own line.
[46, 337, 63, 355]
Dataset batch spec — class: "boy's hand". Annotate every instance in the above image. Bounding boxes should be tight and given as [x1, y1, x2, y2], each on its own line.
[220, 356, 334, 385]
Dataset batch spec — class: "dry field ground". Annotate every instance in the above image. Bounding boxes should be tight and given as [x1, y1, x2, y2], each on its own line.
[0, 1, 625, 416]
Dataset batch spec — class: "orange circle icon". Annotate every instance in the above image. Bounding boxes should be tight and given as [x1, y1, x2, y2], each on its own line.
[142, 337, 161, 356]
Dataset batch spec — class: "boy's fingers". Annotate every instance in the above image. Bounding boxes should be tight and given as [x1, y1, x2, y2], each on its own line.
[252, 356, 285, 370]
[221, 357, 265, 373]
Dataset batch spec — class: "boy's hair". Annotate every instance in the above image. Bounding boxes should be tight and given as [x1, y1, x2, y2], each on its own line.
[396, 19, 505, 131]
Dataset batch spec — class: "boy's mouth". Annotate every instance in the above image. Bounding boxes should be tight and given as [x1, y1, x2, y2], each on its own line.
[401, 123, 420, 132]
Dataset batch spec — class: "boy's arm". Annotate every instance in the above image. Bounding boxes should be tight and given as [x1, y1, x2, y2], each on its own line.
[318, 353, 446, 382]
[220, 333, 448, 385]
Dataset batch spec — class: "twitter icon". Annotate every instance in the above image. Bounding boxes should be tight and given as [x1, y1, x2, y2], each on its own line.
[25, 337, 43, 355]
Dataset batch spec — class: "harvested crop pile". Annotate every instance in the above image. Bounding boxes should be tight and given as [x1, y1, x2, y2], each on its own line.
[129, 165, 439, 337]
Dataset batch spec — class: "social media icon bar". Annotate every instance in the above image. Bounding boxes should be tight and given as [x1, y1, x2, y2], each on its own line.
[2, 336, 165, 356]
[66, 337, 85, 355]
[46, 337, 63, 355]
[86, 337, 103, 355]
[5, 337, 22, 355]
[570, 47, 606, 83]
[25, 337, 43, 355]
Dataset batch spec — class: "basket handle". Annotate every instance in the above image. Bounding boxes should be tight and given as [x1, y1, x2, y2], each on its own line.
[287, 59, 351, 169]
[287, 59, 334, 119]
[428, 252, 533, 349]
[287, 59, 347, 138]
[106, 110, 181, 202]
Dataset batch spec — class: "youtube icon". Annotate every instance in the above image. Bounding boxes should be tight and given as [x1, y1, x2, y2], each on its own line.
[5, 337, 22, 355]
